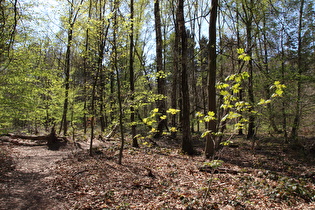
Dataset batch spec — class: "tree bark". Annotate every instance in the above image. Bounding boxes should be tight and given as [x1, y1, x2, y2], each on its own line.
[236, 3, 244, 136]
[112, 0, 125, 165]
[83, 0, 92, 135]
[244, 0, 255, 140]
[129, 0, 138, 147]
[60, 0, 83, 136]
[290, 0, 305, 141]
[205, 0, 218, 158]
[280, 26, 288, 142]
[171, 2, 179, 138]
[154, 0, 167, 139]
[178, 0, 194, 155]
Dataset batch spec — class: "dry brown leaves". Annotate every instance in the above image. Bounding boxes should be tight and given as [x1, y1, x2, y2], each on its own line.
[45, 137, 315, 209]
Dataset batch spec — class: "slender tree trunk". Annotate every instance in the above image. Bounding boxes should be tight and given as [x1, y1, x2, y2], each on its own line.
[280, 26, 288, 142]
[154, 0, 167, 138]
[261, 17, 279, 134]
[236, 4, 244, 136]
[171, 26, 179, 138]
[60, 0, 83, 136]
[83, 0, 92, 135]
[61, 23, 73, 136]
[244, 0, 255, 140]
[89, 73, 99, 156]
[290, 0, 304, 141]
[97, 1, 110, 133]
[217, 10, 228, 145]
[129, 0, 138, 147]
[205, 0, 218, 158]
[112, 0, 125, 165]
[171, 1, 179, 138]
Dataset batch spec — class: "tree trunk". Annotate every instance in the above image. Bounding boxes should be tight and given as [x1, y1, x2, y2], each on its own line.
[112, 0, 125, 165]
[60, 24, 72, 136]
[129, 0, 138, 147]
[244, 0, 255, 140]
[290, 0, 304, 141]
[60, 0, 83, 136]
[280, 26, 288, 142]
[171, 2, 179, 138]
[89, 66, 99, 156]
[261, 17, 279, 134]
[97, 2, 110, 133]
[205, 0, 218, 158]
[236, 3, 244, 136]
[178, 0, 194, 155]
[154, 0, 167, 139]
[83, 0, 92, 135]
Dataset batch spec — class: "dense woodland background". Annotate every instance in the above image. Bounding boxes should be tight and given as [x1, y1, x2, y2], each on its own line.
[1, 0, 315, 209]
[0, 0, 314, 155]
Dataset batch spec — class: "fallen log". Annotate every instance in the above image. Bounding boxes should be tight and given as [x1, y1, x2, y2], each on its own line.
[4, 133, 47, 140]
[0, 136, 46, 146]
[0, 127, 67, 150]
[105, 124, 119, 139]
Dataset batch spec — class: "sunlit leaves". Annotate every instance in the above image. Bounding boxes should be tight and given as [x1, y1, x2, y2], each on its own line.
[270, 81, 286, 97]
[212, 67, 285, 136]
[170, 127, 177, 132]
[221, 111, 241, 122]
[220, 140, 233, 146]
[160, 115, 167, 120]
[204, 111, 216, 122]
[216, 82, 229, 89]
[220, 90, 229, 96]
[237, 48, 251, 61]
[150, 128, 157, 133]
[257, 98, 272, 105]
[166, 108, 180, 115]
[237, 48, 245, 54]
[195, 111, 204, 118]
[155, 70, 170, 79]
[143, 108, 181, 136]
[143, 117, 156, 126]
[201, 130, 211, 138]
[225, 71, 249, 82]
[203, 160, 224, 169]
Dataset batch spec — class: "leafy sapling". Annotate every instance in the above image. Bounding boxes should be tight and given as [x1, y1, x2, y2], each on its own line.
[201, 48, 286, 148]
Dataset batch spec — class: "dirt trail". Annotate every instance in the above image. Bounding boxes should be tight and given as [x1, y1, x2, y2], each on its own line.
[0, 142, 79, 210]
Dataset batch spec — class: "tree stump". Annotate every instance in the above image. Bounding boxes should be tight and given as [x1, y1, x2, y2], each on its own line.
[47, 127, 63, 150]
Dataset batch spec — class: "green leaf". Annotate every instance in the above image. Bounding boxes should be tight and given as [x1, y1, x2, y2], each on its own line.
[160, 115, 167, 120]
[166, 108, 180, 115]
[201, 130, 211, 138]
[237, 48, 245, 54]
[204, 112, 216, 122]
[220, 90, 229, 96]
[203, 160, 224, 168]
[220, 140, 233, 146]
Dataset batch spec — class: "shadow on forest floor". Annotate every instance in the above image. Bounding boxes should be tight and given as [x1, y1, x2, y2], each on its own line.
[153, 134, 315, 180]
[0, 134, 314, 209]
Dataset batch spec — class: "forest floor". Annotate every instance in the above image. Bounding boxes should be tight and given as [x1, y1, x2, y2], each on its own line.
[0, 134, 315, 209]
